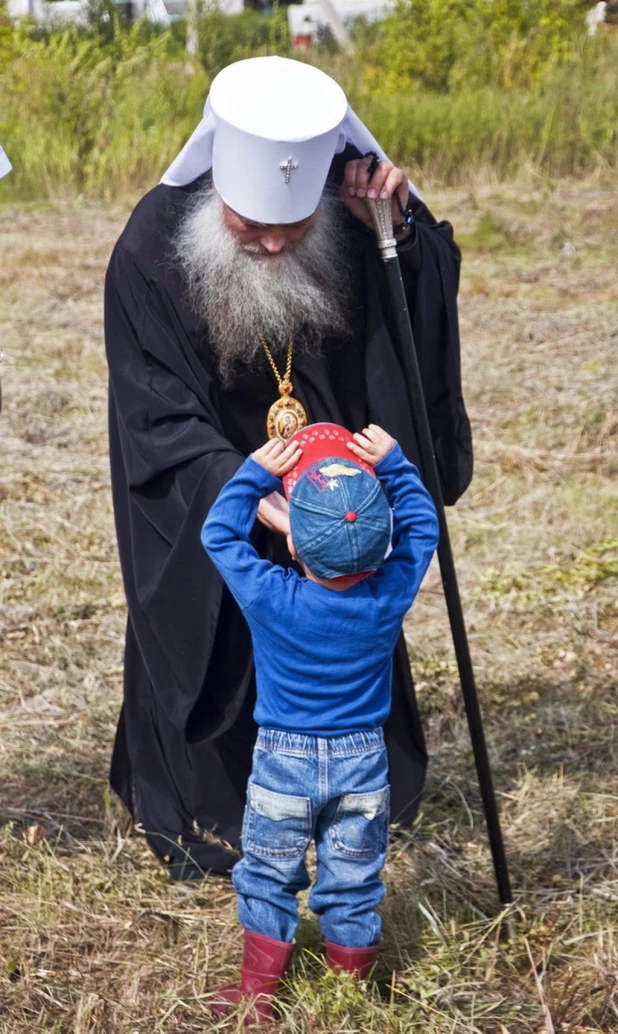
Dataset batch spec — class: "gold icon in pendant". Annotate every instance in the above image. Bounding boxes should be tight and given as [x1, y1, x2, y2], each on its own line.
[260, 335, 308, 442]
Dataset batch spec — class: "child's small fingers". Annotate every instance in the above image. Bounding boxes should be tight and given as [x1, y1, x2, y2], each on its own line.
[276, 444, 300, 465]
[353, 432, 374, 451]
[347, 441, 371, 461]
[257, 442, 280, 463]
[279, 453, 302, 474]
[279, 440, 301, 456]
[363, 425, 380, 442]
[274, 442, 301, 468]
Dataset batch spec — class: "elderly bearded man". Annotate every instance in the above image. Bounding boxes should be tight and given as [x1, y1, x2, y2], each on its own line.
[104, 57, 472, 879]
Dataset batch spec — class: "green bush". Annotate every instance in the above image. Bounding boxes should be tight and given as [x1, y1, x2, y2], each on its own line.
[0, 12, 207, 198]
[346, 36, 618, 181]
[359, 0, 584, 94]
[196, 3, 289, 79]
[0, 0, 616, 201]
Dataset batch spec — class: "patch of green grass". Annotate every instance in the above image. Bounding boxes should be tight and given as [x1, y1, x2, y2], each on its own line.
[457, 210, 535, 252]
[481, 538, 618, 608]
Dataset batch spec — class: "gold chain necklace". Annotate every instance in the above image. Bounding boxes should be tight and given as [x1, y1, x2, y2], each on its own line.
[260, 334, 308, 441]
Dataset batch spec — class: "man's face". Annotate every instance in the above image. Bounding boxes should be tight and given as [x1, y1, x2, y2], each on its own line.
[173, 183, 351, 381]
[222, 203, 315, 256]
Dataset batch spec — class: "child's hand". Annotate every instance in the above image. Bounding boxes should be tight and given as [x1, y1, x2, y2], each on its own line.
[252, 438, 302, 477]
[347, 424, 396, 466]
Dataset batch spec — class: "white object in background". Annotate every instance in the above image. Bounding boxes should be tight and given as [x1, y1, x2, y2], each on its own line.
[146, 0, 171, 25]
[40, 0, 89, 25]
[8, 0, 47, 15]
[585, 1, 606, 34]
[317, 0, 352, 48]
[289, 0, 394, 42]
[0, 146, 12, 179]
[7, 0, 29, 15]
[288, 2, 320, 43]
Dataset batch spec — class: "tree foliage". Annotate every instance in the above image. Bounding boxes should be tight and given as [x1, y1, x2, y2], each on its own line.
[357, 0, 584, 93]
[0, 0, 616, 199]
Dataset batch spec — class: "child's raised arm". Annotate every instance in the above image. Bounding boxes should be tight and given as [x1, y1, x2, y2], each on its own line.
[349, 425, 439, 604]
[201, 440, 301, 611]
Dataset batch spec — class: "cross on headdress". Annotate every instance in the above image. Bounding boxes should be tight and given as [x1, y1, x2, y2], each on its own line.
[280, 158, 298, 184]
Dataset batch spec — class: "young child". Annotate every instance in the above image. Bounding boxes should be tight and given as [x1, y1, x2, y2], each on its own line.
[201, 422, 439, 1021]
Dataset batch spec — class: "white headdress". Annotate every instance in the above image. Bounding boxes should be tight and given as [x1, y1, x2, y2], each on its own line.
[161, 56, 420, 224]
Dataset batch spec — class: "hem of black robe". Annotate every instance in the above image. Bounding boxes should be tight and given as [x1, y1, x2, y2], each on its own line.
[384, 634, 428, 827]
[108, 783, 240, 880]
[109, 708, 238, 878]
[109, 702, 134, 816]
[146, 832, 238, 881]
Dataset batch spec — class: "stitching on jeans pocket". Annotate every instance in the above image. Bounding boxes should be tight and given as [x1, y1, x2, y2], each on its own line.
[248, 783, 311, 820]
[243, 783, 312, 859]
[337, 787, 389, 820]
[330, 785, 390, 859]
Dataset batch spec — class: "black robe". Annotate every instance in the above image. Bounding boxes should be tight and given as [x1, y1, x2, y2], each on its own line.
[104, 148, 473, 880]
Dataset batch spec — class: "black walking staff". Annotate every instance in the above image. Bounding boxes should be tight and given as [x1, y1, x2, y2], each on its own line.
[365, 190, 513, 909]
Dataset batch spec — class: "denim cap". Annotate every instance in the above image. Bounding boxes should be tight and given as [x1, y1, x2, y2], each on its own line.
[289, 457, 391, 579]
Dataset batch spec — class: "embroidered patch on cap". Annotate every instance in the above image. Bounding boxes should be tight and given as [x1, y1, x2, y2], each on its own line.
[319, 463, 362, 478]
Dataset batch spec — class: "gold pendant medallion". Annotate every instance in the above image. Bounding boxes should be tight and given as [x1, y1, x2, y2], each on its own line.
[260, 333, 308, 441]
[267, 391, 307, 442]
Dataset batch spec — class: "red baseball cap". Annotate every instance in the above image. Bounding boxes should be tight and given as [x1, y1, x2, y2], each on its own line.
[283, 422, 374, 500]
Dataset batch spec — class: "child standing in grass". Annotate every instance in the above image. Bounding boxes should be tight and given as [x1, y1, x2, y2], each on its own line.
[201, 422, 439, 1022]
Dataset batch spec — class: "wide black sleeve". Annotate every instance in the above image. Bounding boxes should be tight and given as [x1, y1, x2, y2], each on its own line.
[105, 243, 252, 738]
[403, 197, 472, 504]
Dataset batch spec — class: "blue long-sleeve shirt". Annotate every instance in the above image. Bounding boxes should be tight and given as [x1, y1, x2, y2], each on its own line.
[201, 443, 439, 736]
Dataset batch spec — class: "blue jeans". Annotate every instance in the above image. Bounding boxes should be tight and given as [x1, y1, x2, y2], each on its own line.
[232, 727, 389, 948]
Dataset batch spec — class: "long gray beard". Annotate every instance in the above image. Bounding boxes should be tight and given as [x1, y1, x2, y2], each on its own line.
[173, 185, 352, 382]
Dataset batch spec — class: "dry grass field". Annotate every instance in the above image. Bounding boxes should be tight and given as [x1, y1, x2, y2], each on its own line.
[1, 181, 617, 1033]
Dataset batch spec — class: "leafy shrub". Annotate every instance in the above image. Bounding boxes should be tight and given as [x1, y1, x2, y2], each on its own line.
[196, 2, 290, 79]
[0, 0, 616, 200]
[0, 10, 207, 198]
[346, 35, 617, 182]
[355, 0, 584, 94]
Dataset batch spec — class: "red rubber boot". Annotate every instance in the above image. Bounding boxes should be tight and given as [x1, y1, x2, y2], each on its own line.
[325, 940, 379, 980]
[211, 929, 295, 1024]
